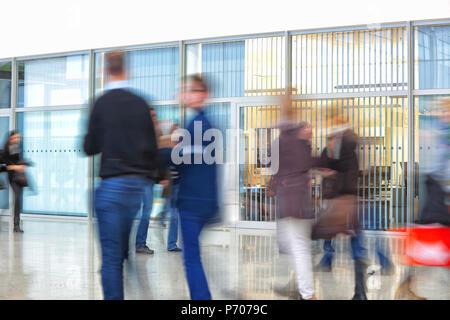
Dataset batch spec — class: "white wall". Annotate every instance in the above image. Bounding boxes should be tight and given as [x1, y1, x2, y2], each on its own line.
[1, 0, 449, 59]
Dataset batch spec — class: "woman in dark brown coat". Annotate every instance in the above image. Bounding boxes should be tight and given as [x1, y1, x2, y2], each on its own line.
[273, 121, 318, 300]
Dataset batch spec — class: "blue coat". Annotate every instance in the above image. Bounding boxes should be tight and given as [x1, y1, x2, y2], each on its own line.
[175, 109, 218, 218]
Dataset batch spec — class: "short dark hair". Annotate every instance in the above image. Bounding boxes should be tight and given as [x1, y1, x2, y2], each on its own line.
[106, 51, 124, 76]
[183, 74, 209, 92]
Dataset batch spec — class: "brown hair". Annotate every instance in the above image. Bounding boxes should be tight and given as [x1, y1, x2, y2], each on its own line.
[106, 51, 124, 76]
[183, 74, 209, 92]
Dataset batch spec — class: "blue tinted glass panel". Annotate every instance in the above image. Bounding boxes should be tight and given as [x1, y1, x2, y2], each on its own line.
[202, 42, 245, 97]
[417, 25, 450, 89]
[18, 110, 89, 216]
[18, 55, 90, 107]
[0, 62, 11, 108]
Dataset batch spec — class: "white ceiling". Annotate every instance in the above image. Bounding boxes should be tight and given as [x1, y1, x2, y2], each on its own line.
[1, 0, 449, 59]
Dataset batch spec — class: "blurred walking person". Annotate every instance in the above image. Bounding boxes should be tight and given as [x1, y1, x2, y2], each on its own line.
[395, 97, 450, 300]
[135, 108, 179, 254]
[135, 107, 163, 255]
[173, 75, 218, 300]
[161, 123, 182, 252]
[270, 95, 324, 300]
[311, 114, 367, 300]
[83, 51, 165, 300]
[273, 121, 319, 300]
[2, 131, 30, 233]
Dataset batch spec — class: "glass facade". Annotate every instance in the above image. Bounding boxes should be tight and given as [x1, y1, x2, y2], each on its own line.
[415, 25, 450, 89]
[0, 60, 11, 211]
[1, 19, 448, 231]
[186, 37, 285, 97]
[0, 117, 10, 210]
[0, 61, 12, 108]
[18, 55, 90, 108]
[17, 109, 89, 216]
[414, 24, 450, 223]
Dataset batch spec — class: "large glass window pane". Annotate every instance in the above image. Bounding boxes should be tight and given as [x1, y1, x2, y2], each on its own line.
[187, 42, 245, 97]
[0, 61, 11, 108]
[292, 28, 408, 94]
[204, 103, 231, 161]
[240, 105, 280, 222]
[186, 37, 285, 98]
[17, 55, 90, 108]
[95, 47, 179, 101]
[17, 110, 89, 216]
[0, 117, 10, 210]
[415, 25, 450, 89]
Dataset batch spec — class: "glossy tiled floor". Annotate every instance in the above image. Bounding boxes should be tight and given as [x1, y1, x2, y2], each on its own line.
[0, 217, 448, 300]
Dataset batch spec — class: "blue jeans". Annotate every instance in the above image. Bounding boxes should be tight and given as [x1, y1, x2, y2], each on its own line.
[167, 184, 180, 250]
[95, 176, 150, 300]
[320, 235, 392, 268]
[179, 210, 212, 300]
[136, 182, 155, 248]
[320, 236, 367, 267]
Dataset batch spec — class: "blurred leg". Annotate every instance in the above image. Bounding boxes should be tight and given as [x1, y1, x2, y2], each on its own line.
[136, 184, 154, 248]
[167, 184, 180, 250]
[395, 266, 426, 300]
[95, 178, 146, 300]
[179, 211, 211, 300]
[350, 235, 368, 261]
[350, 234, 368, 300]
[317, 239, 334, 270]
[11, 182, 22, 231]
[279, 218, 315, 300]
[352, 258, 368, 300]
[96, 198, 125, 300]
[375, 237, 394, 274]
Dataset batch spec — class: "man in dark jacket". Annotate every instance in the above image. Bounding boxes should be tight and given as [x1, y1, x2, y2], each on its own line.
[83, 51, 166, 300]
[172, 75, 218, 300]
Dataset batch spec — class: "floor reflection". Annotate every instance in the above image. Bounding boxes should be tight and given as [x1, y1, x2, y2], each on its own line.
[0, 218, 448, 300]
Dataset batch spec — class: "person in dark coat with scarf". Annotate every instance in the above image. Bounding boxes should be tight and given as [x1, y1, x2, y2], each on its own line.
[314, 116, 369, 300]
[2, 130, 30, 233]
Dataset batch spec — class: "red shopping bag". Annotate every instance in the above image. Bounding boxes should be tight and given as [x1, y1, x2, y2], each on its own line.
[397, 225, 450, 267]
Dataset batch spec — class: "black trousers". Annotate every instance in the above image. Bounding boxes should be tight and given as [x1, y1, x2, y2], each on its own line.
[10, 181, 23, 229]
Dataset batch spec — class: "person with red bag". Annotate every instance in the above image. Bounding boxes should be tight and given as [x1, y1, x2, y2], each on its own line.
[395, 98, 450, 300]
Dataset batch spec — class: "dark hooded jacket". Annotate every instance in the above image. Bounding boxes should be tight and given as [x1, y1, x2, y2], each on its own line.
[319, 129, 359, 199]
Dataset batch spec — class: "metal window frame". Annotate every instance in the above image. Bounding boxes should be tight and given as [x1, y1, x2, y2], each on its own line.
[0, 59, 13, 111]
[407, 21, 415, 228]
[14, 50, 91, 62]
[412, 18, 450, 27]
[290, 22, 409, 36]
[93, 42, 179, 54]
[87, 49, 95, 221]
[183, 32, 285, 45]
